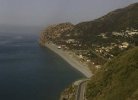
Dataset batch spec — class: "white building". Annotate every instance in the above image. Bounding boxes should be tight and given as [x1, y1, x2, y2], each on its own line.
[66, 39, 75, 43]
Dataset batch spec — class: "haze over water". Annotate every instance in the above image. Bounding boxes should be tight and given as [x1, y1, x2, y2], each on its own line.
[0, 33, 84, 100]
[0, 0, 137, 100]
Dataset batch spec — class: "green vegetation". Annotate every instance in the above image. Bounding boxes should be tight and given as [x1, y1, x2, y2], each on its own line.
[60, 84, 77, 100]
[73, 3, 138, 36]
[39, 22, 74, 45]
[41, 3, 138, 43]
[39, 3, 138, 100]
[86, 47, 138, 100]
[40, 3, 138, 66]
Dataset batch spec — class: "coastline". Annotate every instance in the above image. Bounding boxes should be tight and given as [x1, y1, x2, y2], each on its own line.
[45, 43, 92, 78]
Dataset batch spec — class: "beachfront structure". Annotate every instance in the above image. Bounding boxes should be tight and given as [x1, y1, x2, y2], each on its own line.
[66, 39, 75, 43]
[58, 46, 61, 49]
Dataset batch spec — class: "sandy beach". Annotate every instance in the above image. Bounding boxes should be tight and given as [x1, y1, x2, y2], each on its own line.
[45, 43, 92, 78]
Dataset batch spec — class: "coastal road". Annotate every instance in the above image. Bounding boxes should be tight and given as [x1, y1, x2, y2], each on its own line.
[76, 80, 88, 100]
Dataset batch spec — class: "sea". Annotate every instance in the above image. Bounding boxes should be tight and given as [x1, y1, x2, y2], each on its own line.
[0, 32, 84, 100]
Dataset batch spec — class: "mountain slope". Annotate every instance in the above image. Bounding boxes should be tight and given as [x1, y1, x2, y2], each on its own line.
[39, 22, 74, 45]
[86, 47, 138, 100]
[40, 3, 138, 65]
[73, 3, 138, 37]
[40, 3, 138, 42]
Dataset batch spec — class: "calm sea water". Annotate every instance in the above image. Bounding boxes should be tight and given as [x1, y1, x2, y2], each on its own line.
[0, 33, 84, 100]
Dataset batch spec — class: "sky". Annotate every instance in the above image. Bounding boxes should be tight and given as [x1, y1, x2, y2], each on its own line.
[0, 0, 137, 31]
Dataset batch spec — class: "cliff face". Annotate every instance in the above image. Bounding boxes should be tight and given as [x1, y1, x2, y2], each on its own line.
[39, 23, 74, 45]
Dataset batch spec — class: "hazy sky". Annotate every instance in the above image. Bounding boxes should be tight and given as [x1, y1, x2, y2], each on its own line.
[0, 0, 137, 27]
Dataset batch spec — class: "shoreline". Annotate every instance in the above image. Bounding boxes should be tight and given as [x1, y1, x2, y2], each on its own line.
[45, 43, 92, 78]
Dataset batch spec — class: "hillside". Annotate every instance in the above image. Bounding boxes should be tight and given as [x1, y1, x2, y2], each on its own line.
[86, 47, 138, 100]
[39, 22, 74, 45]
[39, 3, 138, 100]
[40, 3, 138, 66]
[72, 3, 138, 37]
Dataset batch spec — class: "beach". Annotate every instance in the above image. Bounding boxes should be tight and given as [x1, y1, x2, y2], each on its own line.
[45, 43, 92, 78]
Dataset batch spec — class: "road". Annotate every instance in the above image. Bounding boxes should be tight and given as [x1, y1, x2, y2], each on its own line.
[76, 80, 88, 100]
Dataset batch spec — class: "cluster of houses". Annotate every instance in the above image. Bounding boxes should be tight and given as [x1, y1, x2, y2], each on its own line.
[94, 41, 129, 59]
[97, 29, 138, 39]
[95, 46, 114, 59]
[112, 29, 138, 36]
[55, 29, 137, 67]
[57, 38, 130, 64]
